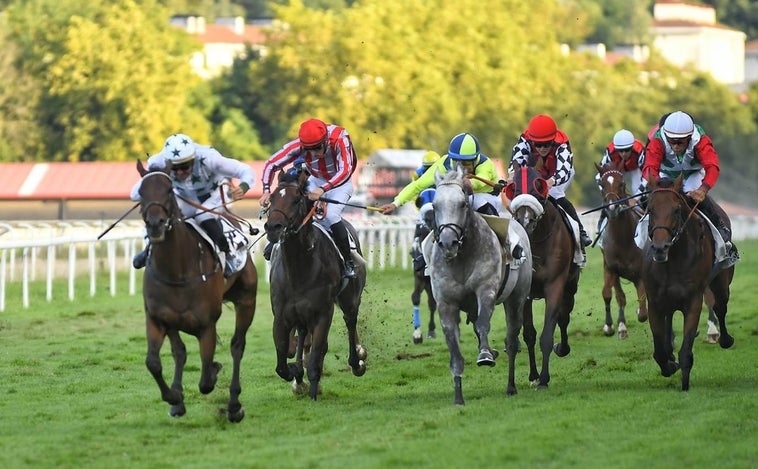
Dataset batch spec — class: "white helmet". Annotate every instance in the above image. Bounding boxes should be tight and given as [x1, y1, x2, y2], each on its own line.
[612, 129, 634, 150]
[163, 133, 196, 164]
[662, 111, 694, 139]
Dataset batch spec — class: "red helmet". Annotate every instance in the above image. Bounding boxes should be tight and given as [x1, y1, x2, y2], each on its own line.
[298, 118, 328, 148]
[526, 114, 557, 142]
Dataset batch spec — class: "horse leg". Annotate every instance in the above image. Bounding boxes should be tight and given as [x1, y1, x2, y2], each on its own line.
[342, 305, 367, 377]
[426, 278, 437, 339]
[438, 302, 465, 405]
[648, 308, 678, 378]
[635, 280, 648, 323]
[709, 276, 734, 349]
[614, 276, 628, 340]
[553, 290, 574, 357]
[679, 297, 703, 391]
[273, 317, 298, 383]
[601, 267, 615, 336]
[197, 326, 221, 395]
[522, 299, 539, 385]
[703, 288, 719, 344]
[307, 315, 333, 401]
[503, 298, 525, 396]
[226, 300, 254, 423]
[167, 331, 187, 417]
[145, 319, 185, 417]
[411, 275, 423, 344]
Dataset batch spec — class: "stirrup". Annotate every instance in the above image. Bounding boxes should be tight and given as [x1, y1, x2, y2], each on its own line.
[580, 232, 592, 247]
[343, 260, 356, 278]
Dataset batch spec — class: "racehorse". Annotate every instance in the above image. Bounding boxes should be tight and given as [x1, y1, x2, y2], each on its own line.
[410, 222, 437, 344]
[263, 169, 367, 400]
[595, 160, 647, 339]
[135, 160, 258, 422]
[642, 175, 734, 391]
[428, 166, 532, 405]
[507, 163, 581, 389]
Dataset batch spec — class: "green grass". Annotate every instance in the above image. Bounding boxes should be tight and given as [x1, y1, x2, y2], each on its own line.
[1, 243, 757, 469]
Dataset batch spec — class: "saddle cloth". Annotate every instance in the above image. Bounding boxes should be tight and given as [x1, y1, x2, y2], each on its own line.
[634, 212, 735, 268]
[186, 218, 249, 277]
[553, 205, 586, 268]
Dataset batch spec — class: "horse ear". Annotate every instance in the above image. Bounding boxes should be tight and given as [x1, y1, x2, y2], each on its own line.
[504, 182, 515, 200]
[534, 178, 549, 197]
[674, 174, 684, 191]
[136, 159, 147, 177]
[594, 161, 602, 173]
[434, 168, 443, 186]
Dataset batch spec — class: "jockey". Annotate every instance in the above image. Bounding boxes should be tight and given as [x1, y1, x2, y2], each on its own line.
[510, 114, 592, 249]
[379, 132, 505, 218]
[130, 133, 255, 269]
[409, 150, 440, 271]
[642, 110, 739, 261]
[259, 118, 358, 278]
[594, 129, 645, 236]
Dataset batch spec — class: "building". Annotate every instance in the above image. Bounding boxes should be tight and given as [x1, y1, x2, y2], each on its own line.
[650, 0, 746, 86]
[170, 16, 269, 79]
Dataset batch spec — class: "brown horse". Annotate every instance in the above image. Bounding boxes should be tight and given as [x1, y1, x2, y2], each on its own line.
[410, 222, 437, 344]
[595, 160, 648, 339]
[135, 160, 258, 422]
[507, 163, 581, 389]
[263, 170, 367, 400]
[642, 175, 734, 391]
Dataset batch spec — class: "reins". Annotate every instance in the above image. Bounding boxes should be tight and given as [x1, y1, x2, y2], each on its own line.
[647, 187, 700, 244]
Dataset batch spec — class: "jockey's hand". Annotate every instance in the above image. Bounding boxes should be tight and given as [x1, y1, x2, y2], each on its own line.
[687, 185, 708, 203]
[229, 184, 246, 201]
[379, 203, 397, 215]
[546, 177, 556, 188]
[308, 187, 325, 201]
[259, 192, 271, 207]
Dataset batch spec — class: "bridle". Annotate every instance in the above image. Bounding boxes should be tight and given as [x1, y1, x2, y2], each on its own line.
[647, 187, 698, 245]
[139, 172, 179, 233]
[433, 179, 470, 247]
[266, 183, 317, 239]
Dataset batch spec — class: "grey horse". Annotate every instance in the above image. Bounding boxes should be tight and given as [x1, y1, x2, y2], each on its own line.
[425, 166, 533, 405]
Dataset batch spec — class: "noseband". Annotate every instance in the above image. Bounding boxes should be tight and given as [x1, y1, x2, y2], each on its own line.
[433, 180, 469, 246]
[139, 172, 177, 232]
[647, 187, 696, 245]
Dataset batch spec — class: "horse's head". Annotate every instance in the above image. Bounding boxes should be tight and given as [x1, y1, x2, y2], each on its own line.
[263, 170, 311, 244]
[596, 159, 628, 219]
[646, 175, 687, 262]
[136, 160, 178, 243]
[432, 166, 470, 260]
[506, 163, 549, 234]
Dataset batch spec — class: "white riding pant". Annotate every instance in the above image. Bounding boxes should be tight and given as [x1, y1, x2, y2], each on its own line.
[307, 176, 354, 228]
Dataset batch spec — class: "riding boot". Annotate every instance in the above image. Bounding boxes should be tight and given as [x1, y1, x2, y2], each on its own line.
[330, 220, 356, 278]
[411, 224, 426, 271]
[697, 196, 739, 260]
[132, 245, 149, 269]
[263, 242, 273, 261]
[556, 197, 592, 249]
[200, 218, 230, 254]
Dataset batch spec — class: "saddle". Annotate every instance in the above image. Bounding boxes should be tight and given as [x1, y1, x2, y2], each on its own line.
[186, 219, 249, 277]
[550, 200, 586, 267]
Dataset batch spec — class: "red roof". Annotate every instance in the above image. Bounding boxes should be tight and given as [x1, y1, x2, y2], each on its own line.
[0, 161, 270, 200]
[195, 24, 267, 45]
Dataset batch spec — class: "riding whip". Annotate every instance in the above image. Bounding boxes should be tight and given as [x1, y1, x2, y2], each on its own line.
[97, 202, 140, 240]
[318, 197, 384, 212]
[581, 190, 652, 215]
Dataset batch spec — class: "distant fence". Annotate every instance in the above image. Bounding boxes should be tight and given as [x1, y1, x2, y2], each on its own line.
[0, 215, 417, 312]
[3, 213, 758, 312]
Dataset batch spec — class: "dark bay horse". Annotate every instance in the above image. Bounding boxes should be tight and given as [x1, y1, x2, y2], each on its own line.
[641, 175, 734, 391]
[507, 163, 581, 389]
[428, 166, 532, 405]
[136, 160, 258, 422]
[410, 222, 437, 344]
[595, 160, 647, 339]
[263, 170, 367, 400]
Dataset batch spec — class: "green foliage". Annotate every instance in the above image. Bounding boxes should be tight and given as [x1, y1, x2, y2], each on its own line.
[0, 241, 757, 467]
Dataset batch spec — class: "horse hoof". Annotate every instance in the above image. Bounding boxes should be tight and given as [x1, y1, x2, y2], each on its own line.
[356, 345, 368, 361]
[602, 324, 614, 336]
[353, 360, 367, 377]
[413, 329, 423, 344]
[227, 407, 245, 423]
[427, 330, 436, 339]
[292, 379, 308, 396]
[706, 334, 719, 344]
[476, 350, 495, 367]
[554, 343, 570, 357]
[719, 335, 735, 349]
[618, 330, 628, 340]
[169, 403, 186, 418]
